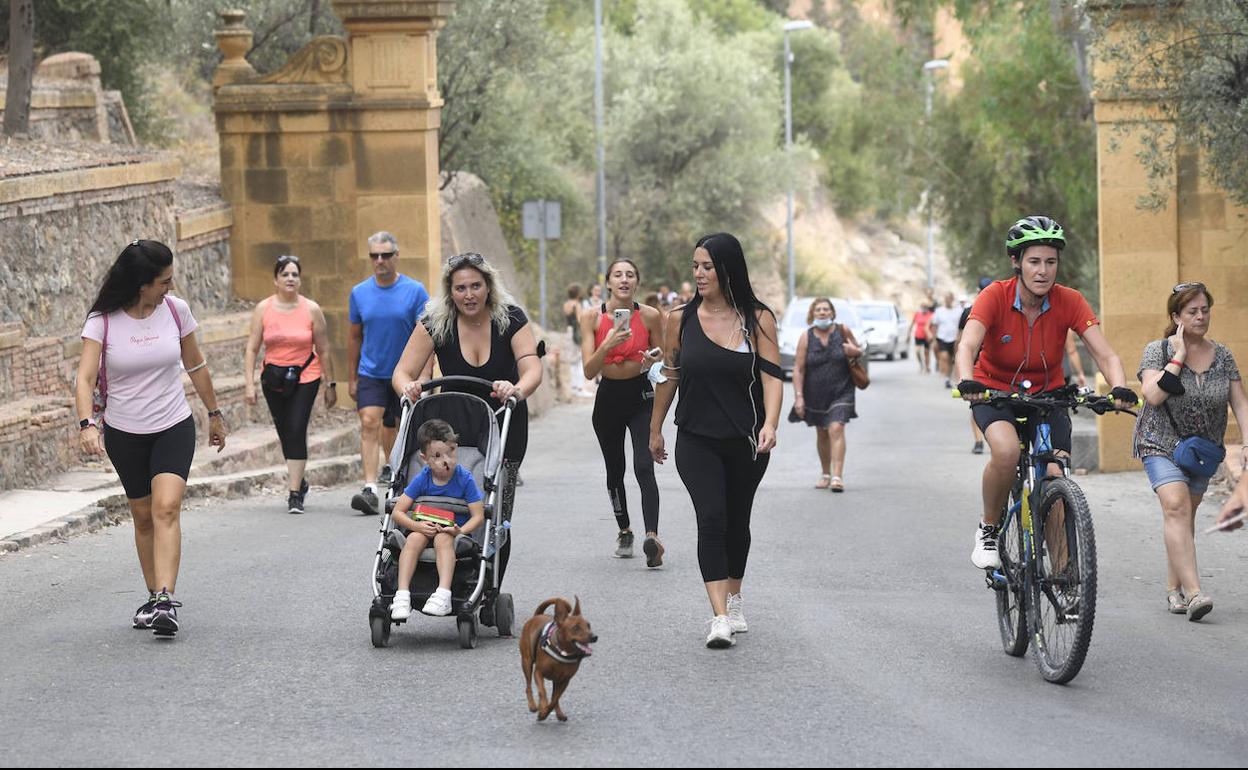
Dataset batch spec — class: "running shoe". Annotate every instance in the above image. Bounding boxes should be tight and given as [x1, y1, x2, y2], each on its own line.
[972, 522, 1002, 570]
[287, 491, 305, 514]
[726, 593, 748, 634]
[150, 592, 182, 637]
[351, 487, 379, 516]
[972, 441, 985, 455]
[643, 535, 665, 568]
[706, 616, 735, 649]
[614, 530, 635, 559]
[132, 596, 158, 629]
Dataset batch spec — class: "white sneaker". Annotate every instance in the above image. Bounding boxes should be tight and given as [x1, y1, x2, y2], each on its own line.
[391, 591, 412, 621]
[706, 615, 735, 648]
[726, 593, 747, 634]
[422, 589, 452, 616]
[972, 523, 1002, 570]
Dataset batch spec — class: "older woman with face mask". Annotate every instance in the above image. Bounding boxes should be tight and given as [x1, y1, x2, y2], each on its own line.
[792, 298, 862, 493]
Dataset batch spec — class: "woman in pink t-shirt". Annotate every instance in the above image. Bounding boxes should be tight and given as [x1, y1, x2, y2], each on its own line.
[74, 240, 227, 638]
[244, 255, 337, 514]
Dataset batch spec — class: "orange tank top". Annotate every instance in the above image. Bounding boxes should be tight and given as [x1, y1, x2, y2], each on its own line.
[262, 296, 323, 384]
[594, 303, 650, 365]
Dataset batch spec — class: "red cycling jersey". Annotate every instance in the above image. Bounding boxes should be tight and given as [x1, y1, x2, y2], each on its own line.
[967, 277, 1098, 393]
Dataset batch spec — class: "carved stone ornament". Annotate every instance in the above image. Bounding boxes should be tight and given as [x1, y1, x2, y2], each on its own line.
[259, 36, 349, 85]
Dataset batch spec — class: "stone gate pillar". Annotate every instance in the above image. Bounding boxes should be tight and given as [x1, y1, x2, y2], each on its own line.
[213, 1, 453, 388]
[1090, 1, 1248, 471]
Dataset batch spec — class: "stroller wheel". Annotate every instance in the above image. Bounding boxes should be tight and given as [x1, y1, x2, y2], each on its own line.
[370, 615, 392, 648]
[457, 616, 478, 649]
[495, 593, 515, 638]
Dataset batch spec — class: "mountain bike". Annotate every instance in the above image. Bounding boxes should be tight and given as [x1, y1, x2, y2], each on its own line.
[956, 385, 1137, 684]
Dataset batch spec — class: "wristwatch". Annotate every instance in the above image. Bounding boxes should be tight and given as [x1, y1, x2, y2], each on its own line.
[79, 418, 95, 431]
[327, 382, 337, 389]
[207, 409, 223, 419]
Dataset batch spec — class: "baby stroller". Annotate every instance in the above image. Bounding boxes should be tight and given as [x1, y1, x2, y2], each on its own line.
[368, 376, 518, 649]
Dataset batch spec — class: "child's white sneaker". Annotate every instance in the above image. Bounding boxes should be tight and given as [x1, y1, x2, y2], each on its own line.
[422, 589, 452, 616]
[391, 591, 412, 621]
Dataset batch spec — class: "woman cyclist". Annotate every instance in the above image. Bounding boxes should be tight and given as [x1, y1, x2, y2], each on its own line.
[580, 259, 665, 564]
[956, 216, 1136, 570]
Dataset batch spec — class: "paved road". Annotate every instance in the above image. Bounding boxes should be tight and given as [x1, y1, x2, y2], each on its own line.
[3, 361, 1247, 766]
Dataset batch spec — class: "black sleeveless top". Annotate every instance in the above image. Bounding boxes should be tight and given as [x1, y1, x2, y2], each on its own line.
[430, 305, 530, 461]
[674, 310, 765, 441]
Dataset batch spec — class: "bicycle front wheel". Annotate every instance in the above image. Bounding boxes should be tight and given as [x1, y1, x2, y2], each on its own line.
[995, 486, 1028, 657]
[1028, 477, 1097, 684]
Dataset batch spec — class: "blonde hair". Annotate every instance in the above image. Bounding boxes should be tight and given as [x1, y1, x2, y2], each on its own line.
[423, 253, 518, 347]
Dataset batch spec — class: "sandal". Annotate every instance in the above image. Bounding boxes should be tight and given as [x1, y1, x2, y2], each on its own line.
[830, 477, 845, 493]
[1166, 589, 1188, 615]
[815, 474, 831, 489]
[1186, 591, 1213, 622]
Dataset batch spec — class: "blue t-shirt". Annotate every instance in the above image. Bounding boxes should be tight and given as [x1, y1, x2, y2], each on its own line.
[349, 274, 430, 379]
[403, 465, 483, 525]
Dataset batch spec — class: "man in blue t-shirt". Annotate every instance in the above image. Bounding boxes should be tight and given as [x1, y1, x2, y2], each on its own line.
[348, 231, 430, 515]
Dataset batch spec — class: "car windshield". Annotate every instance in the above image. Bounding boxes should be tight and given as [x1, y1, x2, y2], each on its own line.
[857, 305, 894, 322]
[785, 299, 861, 328]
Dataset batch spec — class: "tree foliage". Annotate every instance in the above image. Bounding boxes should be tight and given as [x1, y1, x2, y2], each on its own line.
[927, 3, 1098, 295]
[1092, 0, 1248, 210]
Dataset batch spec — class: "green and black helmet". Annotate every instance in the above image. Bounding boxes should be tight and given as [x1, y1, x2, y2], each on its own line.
[1006, 215, 1065, 258]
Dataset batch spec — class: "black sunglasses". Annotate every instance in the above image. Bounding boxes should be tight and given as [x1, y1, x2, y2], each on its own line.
[1173, 282, 1206, 294]
[448, 252, 485, 269]
[369, 250, 397, 261]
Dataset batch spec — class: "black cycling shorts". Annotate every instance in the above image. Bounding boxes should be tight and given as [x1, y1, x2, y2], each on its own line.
[972, 400, 1072, 455]
[104, 416, 196, 499]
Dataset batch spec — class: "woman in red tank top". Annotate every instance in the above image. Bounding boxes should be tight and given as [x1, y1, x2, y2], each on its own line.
[579, 259, 666, 566]
[244, 255, 337, 513]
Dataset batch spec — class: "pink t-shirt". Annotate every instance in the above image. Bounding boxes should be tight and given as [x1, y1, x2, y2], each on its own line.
[82, 296, 199, 434]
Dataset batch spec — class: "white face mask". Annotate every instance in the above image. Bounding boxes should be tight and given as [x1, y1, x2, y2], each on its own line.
[813, 318, 834, 330]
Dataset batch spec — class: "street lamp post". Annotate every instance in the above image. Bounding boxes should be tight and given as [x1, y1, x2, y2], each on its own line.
[922, 59, 949, 292]
[594, 0, 607, 282]
[784, 20, 814, 306]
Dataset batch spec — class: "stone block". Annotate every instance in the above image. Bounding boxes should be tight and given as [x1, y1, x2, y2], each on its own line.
[244, 169, 289, 204]
[288, 168, 336, 202]
[0, 323, 25, 350]
[353, 132, 428, 193]
[355, 194, 429, 262]
[268, 205, 313, 240]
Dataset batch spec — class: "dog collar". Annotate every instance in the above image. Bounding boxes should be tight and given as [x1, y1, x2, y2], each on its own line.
[540, 621, 583, 664]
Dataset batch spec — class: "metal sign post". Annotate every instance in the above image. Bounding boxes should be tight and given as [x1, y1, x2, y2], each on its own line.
[522, 199, 561, 330]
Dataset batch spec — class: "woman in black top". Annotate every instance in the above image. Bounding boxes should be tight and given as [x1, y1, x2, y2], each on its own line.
[649, 233, 783, 649]
[392, 252, 543, 579]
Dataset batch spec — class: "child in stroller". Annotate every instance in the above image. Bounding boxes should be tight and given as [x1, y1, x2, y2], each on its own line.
[390, 418, 485, 620]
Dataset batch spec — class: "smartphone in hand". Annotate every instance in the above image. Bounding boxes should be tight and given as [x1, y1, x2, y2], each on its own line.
[613, 308, 631, 331]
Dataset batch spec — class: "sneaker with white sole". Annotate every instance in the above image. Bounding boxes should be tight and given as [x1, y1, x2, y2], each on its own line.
[706, 615, 735, 648]
[150, 591, 182, 637]
[726, 593, 747, 633]
[391, 591, 412, 621]
[132, 595, 159, 629]
[614, 530, 634, 559]
[972, 522, 1002, 570]
[422, 590, 453, 616]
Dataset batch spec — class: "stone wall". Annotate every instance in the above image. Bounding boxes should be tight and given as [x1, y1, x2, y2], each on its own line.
[0, 52, 135, 145]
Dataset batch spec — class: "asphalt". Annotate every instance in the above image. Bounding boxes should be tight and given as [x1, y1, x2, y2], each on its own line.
[2, 360, 1247, 766]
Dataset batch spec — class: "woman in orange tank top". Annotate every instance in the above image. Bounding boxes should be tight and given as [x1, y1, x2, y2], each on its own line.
[244, 255, 337, 513]
[579, 259, 667, 566]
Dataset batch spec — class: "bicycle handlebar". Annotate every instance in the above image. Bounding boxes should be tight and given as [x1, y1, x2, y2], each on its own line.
[951, 387, 1140, 417]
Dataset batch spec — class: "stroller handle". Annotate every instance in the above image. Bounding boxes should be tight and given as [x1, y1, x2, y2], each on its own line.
[402, 375, 520, 408]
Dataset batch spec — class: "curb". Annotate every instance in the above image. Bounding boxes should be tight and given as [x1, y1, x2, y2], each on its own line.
[0, 455, 362, 555]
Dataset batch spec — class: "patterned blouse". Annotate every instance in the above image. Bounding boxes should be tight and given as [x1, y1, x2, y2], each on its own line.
[1133, 339, 1241, 459]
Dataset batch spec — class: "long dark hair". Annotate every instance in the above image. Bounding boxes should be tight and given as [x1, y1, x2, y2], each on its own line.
[680, 232, 774, 345]
[87, 240, 174, 317]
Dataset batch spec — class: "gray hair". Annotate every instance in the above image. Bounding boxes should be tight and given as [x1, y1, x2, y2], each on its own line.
[367, 231, 399, 251]
[423, 253, 518, 347]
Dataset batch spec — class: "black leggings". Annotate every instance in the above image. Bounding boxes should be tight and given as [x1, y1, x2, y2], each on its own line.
[592, 376, 660, 534]
[104, 416, 196, 500]
[262, 379, 320, 461]
[675, 430, 770, 583]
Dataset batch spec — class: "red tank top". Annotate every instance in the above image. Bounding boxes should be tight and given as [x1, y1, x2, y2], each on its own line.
[594, 303, 650, 365]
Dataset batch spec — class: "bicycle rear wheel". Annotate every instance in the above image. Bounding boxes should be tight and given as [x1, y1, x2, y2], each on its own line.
[995, 486, 1028, 657]
[1028, 477, 1097, 684]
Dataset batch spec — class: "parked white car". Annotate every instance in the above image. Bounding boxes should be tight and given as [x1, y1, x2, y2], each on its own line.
[779, 296, 871, 379]
[854, 301, 908, 361]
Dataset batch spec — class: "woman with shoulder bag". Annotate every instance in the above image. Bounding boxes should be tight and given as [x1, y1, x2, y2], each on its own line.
[1135, 283, 1248, 621]
[793, 298, 863, 493]
[75, 240, 227, 638]
[245, 255, 337, 514]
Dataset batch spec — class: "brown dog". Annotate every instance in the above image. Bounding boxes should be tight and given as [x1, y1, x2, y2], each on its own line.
[520, 597, 597, 722]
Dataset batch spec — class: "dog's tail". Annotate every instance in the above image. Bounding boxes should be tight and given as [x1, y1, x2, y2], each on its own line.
[534, 597, 572, 619]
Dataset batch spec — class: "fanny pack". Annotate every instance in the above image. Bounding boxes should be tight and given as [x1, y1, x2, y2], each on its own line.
[261, 352, 315, 398]
[1159, 340, 1225, 478]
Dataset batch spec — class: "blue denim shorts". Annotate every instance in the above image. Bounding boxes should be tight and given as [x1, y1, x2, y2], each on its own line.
[1142, 455, 1211, 496]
